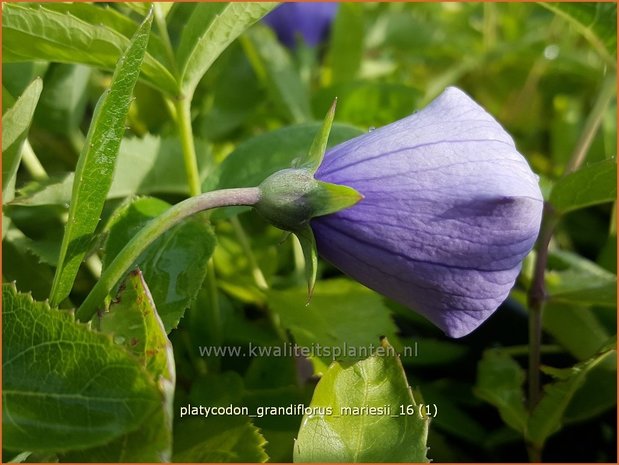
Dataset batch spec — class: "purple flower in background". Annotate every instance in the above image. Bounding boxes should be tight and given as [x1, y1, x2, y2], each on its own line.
[312, 87, 543, 338]
[263, 2, 338, 49]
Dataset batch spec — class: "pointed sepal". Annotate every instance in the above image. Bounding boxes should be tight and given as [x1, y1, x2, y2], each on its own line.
[295, 99, 337, 173]
[294, 226, 318, 303]
[311, 180, 364, 218]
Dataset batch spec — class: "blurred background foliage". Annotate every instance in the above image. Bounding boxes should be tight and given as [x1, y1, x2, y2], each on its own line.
[3, 2, 616, 462]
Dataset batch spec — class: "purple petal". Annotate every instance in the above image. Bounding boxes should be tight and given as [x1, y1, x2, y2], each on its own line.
[312, 87, 543, 338]
[263, 3, 338, 49]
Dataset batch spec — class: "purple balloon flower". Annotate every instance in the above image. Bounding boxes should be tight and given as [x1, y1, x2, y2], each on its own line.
[311, 87, 543, 338]
[263, 2, 338, 49]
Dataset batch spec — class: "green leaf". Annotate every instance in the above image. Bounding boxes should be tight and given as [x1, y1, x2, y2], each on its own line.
[328, 3, 364, 84]
[2, 283, 160, 452]
[543, 303, 610, 360]
[2, 78, 42, 203]
[65, 270, 175, 462]
[173, 373, 269, 462]
[295, 99, 337, 172]
[205, 122, 363, 217]
[563, 360, 617, 424]
[33, 64, 91, 135]
[474, 349, 528, 433]
[103, 197, 217, 332]
[550, 158, 617, 214]
[50, 11, 153, 307]
[242, 25, 312, 123]
[173, 415, 268, 462]
[9, 173, 74, 207]
[2, 230, 56, 301]
[37, 2, 173, 70]
[526, 339, 617, 447]
[294, 338, 429, 462]
[176, 2, 277, 97]
[545, 249, 617, 307]
[540, 3, 616, 63]
[268, 279, 399, 372]
[2, 3, 177, 96]
[195, 43, 264, 141]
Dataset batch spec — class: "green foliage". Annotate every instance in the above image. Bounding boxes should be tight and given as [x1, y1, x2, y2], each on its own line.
[540, 3, 616, 64]
[2, 283, 161, 452]
[294, 339, 429, 462]
[103, 197, 217, 332]
[2, 3, 177, 96]
[173, 416, 268, 462]
[64, 270, 175, 462]
[176, 3, 277, 98]
[2, 2, 616, 462]
[328, 3, 364, 84]
[526, 340, 617, 448]
[545, 250, 617, 307]
[550, 158, 617, 214]
[268, 279, 399, 372]
[50, 11, 153, 306]
[475, 350, 528, 433]
[243, 25, 312, 122]
[2, 78, 42, 202]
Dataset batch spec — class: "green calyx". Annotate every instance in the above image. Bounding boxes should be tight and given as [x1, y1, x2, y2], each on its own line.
[253, 99, 363, 298]
[254, 168, 362, 233]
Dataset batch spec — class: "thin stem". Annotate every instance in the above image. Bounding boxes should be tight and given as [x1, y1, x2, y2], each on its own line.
[175, 97, 202, 197]
[564, 71, 616, 175]
[230, 216, 269, 289]
[21, 140, 48, 181]
[76, 188, 261, 322]
[527, 202, 558, 410]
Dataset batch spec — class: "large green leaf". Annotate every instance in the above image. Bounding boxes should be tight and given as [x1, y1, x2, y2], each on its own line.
[2, 78, 42, 203]
[474, 349, 528, 433]
[545, 249, 617, 307]
[2, 3, 177, 96]
[268, 279, 399, 373]
[2, 283, 161, 452]
[540, 3, 616, 63]
[526, 339, 617, 448]
[38, 2, 172, 70]
[242, 25, 312, 123]
[550, 158, 617, 214]
[50, 11, 153, 307]
[64, 270, 175, 461]
[294, 338, 429, 462]
[103, 197, 217, 332]
[176, 2, 277, 97]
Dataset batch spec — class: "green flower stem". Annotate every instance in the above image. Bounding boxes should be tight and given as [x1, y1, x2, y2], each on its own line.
[175, 97, 202, 197]
[76, 187, 261, 322]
